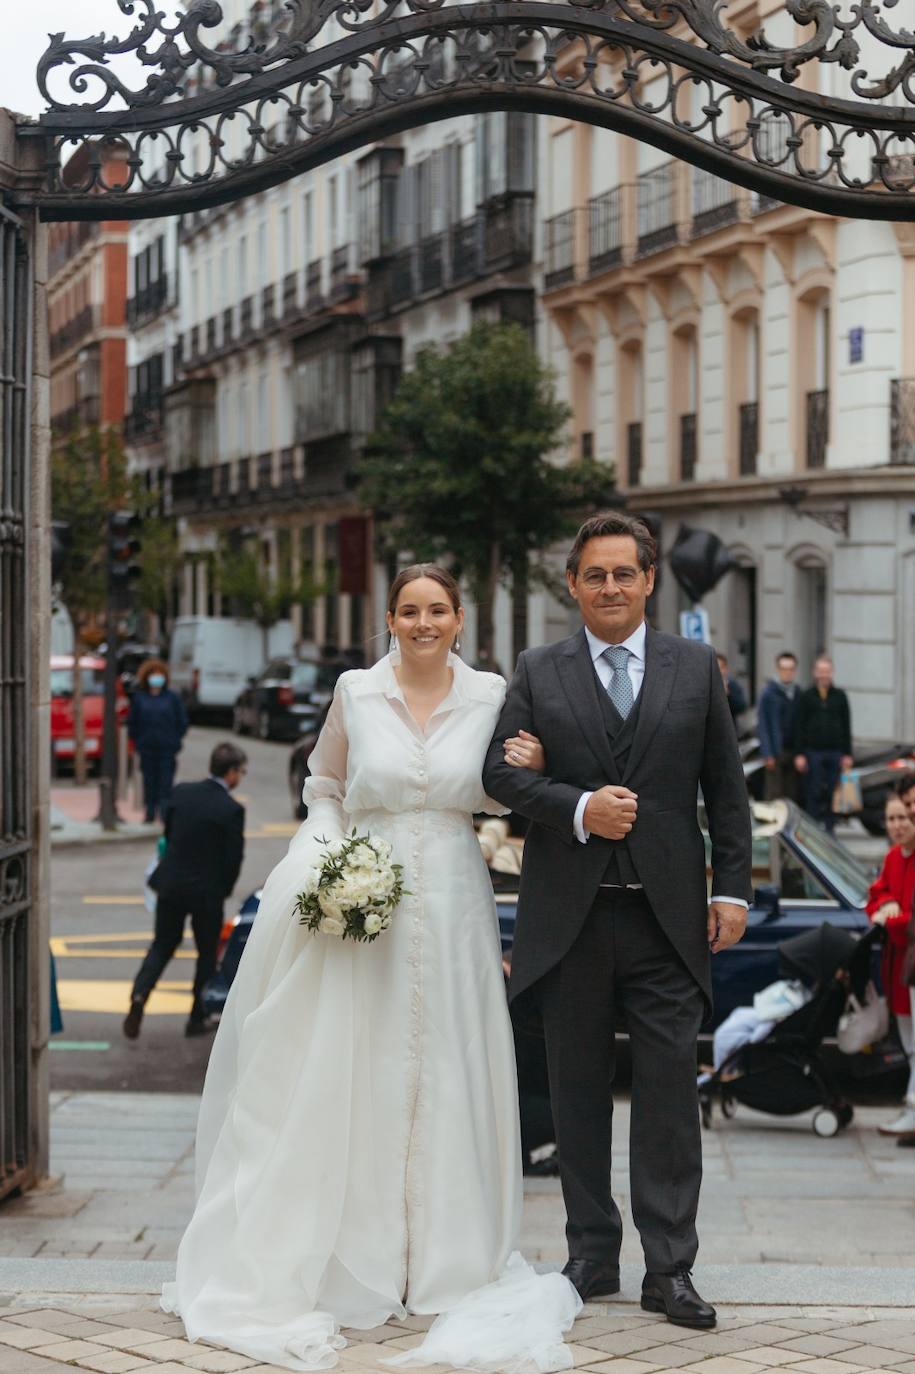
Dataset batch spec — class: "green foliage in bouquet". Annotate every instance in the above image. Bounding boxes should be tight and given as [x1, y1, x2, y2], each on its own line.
[295, 831, 407, 942]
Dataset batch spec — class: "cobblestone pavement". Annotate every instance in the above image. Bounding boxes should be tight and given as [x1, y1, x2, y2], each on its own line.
[2, 1296, 915, 1374]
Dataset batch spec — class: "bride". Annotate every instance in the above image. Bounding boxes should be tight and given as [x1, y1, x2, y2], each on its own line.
[163, 564, 581, 1372]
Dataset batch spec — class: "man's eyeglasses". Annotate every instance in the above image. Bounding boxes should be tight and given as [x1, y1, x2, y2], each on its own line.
[579, 566, 643, 591]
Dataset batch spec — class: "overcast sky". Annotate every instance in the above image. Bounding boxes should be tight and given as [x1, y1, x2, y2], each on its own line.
[1, 3, 185, 118]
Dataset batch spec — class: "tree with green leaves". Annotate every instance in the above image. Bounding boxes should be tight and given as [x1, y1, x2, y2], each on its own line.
[358, 321, 619, 665]
[215, 535, 323, 661]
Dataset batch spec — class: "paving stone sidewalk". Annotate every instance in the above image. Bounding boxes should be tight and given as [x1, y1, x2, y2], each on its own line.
[2, 1296, 915, 1374]
[1, 1092, 913, 1373]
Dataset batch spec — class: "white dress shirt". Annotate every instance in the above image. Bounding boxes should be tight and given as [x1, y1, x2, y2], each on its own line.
[572, 622, 747, 910]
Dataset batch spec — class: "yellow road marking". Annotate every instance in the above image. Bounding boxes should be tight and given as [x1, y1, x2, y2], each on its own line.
[51, 941, 195, 960]
[55, 930, 155, 942]
[82, 896, 147, 905]
[58, 979, 193, 1015]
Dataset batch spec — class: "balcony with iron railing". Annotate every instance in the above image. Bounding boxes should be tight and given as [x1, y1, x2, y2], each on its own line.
[367, 199, 533, 318]
[680, 412, 697, 481]
[49, 304, 96, 359]
[205, 316, 217, 354]
[739, 400, 759, 476]
[261, 283, 276, 328]
[588, 187, 625, 274]
[306, 259, 324, 310]
[283, 270, 300, 318]
[637, 161, 682, 257]
[126, 275, 169, 326]
[544, 210, 580, 291]
[330, 245, 361, 302]
[691, 170, 740, 237]
[806, 389, 829, 469]
[240, 296, 254, 338]
[124, 393, 164, 442]
[890, 378, 915, 464]
[627, 421, 643, 488]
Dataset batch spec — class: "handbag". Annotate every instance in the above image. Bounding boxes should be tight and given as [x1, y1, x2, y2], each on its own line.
[836, 981, 889, 1054]
[831, 771, 862, 816]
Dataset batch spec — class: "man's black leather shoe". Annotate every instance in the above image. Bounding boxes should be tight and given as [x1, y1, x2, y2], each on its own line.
[185, 1019, 216, 1038]
[561, 1259, 620, 1301]
[123, 1001, 144, 1040]
[641, 1267, 716, 1328]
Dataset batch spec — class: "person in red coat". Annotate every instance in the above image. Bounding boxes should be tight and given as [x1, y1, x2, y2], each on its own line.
[867, 778, 915, 1138]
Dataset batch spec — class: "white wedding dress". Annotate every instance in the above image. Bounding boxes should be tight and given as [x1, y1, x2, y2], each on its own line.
[162, 652, 580, 1372]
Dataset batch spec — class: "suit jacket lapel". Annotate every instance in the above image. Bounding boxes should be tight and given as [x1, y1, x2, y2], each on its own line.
[555, 628, 621, 783]
[623, 626, 677, 782]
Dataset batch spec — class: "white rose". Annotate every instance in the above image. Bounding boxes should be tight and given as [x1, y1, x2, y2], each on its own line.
[373, 838, 393, 862]
[318, 889, 345, 922]
[320, 915, 346, 936]
[363, 913, 383, 936]
[350, 843, 377, 870]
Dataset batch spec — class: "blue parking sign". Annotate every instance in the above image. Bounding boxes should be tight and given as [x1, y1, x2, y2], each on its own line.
[679, 607, 710, 643]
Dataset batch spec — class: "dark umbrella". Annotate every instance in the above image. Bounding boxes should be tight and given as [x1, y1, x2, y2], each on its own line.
[778, 923, 858, 986]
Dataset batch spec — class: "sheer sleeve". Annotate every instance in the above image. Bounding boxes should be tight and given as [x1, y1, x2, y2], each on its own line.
[300, 679, 349, 839]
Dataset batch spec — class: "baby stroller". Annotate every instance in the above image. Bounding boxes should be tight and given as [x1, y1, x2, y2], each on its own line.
[699, 922, 883, 1138]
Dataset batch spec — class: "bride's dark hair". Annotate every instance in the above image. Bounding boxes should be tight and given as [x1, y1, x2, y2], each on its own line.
[387, 564, 461, 616]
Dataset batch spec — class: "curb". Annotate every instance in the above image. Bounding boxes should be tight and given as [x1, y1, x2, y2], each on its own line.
[1, 1260, 913, 1306]
[51, 825, 160, 849]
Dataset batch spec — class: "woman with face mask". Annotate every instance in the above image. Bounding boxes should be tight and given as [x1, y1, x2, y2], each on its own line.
[128, 658, 189, 823]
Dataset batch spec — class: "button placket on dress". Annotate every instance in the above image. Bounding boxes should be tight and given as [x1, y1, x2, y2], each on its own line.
[402, 737, 428, 1299]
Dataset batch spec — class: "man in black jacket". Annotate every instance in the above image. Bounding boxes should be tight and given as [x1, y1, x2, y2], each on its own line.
[793, 655, 853, 833]
[124, 742, 247, 1039]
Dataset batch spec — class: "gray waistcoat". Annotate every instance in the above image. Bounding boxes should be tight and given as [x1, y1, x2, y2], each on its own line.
[595, 677, 642, 886]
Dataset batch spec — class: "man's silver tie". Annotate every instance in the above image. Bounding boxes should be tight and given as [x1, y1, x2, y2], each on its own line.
[603, 645, 633, 720]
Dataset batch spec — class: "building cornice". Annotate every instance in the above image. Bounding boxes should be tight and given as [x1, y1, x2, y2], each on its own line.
[630, 466, 915, 511]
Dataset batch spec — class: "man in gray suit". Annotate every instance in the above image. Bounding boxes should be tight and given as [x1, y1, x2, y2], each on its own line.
[483, 511, 752, 1329]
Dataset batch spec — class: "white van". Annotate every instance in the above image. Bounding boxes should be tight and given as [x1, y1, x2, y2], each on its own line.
[169, 617, 294, 714]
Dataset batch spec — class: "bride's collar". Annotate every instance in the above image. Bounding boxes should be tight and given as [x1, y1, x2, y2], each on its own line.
[350, 650, 502, 706]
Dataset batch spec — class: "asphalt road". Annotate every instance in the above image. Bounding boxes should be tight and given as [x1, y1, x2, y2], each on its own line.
[50, 723, 299, 1093]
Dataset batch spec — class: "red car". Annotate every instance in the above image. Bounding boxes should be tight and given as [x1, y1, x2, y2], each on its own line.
[50, 654, 129, 773]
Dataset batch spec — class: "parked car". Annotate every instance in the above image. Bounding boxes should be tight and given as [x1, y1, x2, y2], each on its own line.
[50, 654, 129, 774]
[169, 616, 294, 719]
[235, 658, 347, 743]
[202, 798, 873, 1030]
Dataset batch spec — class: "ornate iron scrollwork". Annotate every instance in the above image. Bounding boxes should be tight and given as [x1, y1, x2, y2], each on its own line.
[20, 0, 915, 221]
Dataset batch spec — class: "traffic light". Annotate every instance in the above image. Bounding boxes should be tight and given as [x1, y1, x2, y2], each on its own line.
[51, 520, 72, 582]
[107, 510, 142, 604]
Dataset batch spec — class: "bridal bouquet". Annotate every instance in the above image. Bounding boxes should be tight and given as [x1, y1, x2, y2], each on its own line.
[295, 830, 405, 942]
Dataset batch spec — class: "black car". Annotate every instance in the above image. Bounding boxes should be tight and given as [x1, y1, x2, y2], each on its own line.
[204, 799, 875, 1030]
[233, 656, 348, 742]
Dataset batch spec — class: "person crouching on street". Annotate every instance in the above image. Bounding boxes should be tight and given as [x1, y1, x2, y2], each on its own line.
[867, 776, 915, 1140]
[128, 658, 188, 823]
[123, 742, 247, 1040]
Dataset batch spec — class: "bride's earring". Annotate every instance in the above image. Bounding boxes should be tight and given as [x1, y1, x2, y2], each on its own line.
[452, 635, 461, 653]
[389, 633, 398, 654]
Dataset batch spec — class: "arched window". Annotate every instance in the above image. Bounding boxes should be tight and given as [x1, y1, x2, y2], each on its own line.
[795, 553, 829, 673]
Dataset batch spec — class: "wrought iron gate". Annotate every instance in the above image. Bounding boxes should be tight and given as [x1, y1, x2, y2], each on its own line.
[0, 199, 32, 1202]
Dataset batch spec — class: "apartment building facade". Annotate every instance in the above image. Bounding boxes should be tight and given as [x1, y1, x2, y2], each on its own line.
[48, 144, 130, 438]
[538, 23, 915, 742]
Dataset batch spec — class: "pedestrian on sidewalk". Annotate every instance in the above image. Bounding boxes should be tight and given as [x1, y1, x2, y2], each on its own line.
[128, 658, 188, 823]
[873, 772, 915, 1140]
[123, 741, 246, 1040]
[793, 654, 853, 832]
[715, 652, 747, 729]
[757, 650, 801, 802]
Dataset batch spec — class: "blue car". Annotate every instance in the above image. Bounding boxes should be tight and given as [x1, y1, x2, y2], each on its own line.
[204, 800, 873, 1028]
